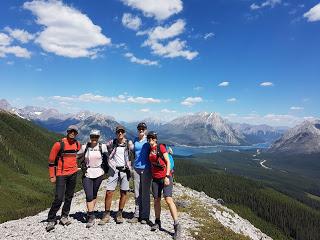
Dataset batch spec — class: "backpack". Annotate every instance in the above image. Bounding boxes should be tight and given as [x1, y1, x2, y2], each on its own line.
[155, 143, 174, 171]
[55, 139, 79, 174]
[108, 138, 134, 162]
[79, 143, 109, 176]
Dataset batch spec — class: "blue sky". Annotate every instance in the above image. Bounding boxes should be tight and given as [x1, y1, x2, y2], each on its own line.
[0, 0, 320, 126]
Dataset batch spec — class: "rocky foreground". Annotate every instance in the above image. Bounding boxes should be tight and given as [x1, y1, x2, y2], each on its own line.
[0, 181, 272, 240]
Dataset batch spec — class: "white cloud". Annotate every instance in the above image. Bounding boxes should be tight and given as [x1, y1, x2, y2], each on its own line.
[127, 96, 161, 104]
[140, 19, 198, 60]
[122, 13, 142, 30]
[51, 93, 162, 104]
[6, 61, 14, 65]
[143, 38, 198, 60]
[250, 0, 282, 10]
[290, 106, 304, 110]
[124, 52, 158, 66]
[140, 108, 150, 112]
[0, 33, 12, 46]
[161, 108, 176, 113]
[227, 98, 237, 102]
[148, 19, 185, 40]
[304, 3, 320, 22]
[194, 86, 203, 91]
[23, 0, 111, 58]
[260, 82, 274, 87]
[0, 45, 31, 58]
[225, 113, 313, 127]
[218, 81, 229, 87]
[4, 27, 35, 43]
[121, 0, 183, 21]
[204, 32, 215, 40]
[181, 97, 203, 106]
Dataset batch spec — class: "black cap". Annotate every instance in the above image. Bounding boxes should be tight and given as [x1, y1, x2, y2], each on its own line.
[147, 131, 157, 139]
[116, 125, 125, 132]
[137, 122, 147, 129]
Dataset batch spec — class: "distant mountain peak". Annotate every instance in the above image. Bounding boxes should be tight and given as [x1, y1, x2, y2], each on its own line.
[0, 99, 12, 111]
[269, 119, 320, 154]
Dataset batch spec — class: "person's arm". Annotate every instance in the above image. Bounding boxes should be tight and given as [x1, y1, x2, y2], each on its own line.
[77, 145, 85, 158]
[129, 139, 134, 151]
[48, 142, 60, 183]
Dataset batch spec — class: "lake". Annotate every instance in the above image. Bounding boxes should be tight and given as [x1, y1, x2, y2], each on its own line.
[171, 143, 270, 156]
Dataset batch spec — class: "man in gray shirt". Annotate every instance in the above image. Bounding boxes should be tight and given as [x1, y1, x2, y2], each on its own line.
[99, 125, 133, 224]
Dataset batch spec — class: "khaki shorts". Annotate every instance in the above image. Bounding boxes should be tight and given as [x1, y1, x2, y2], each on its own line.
[106, 168, 130, 191]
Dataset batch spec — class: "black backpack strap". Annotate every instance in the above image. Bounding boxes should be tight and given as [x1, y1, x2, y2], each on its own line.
[84, 142, 90, 157]
[99, 143, 103, 156]
[59, 140, 65, 174]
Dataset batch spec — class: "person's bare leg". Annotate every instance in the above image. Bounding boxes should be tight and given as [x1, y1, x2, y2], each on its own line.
[165, 197, 178, 221]
[119, 190, 127, 210]
[105, 191, 114, 211]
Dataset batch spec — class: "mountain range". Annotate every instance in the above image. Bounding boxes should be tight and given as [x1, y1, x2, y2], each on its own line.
[0, 98, 286, 146]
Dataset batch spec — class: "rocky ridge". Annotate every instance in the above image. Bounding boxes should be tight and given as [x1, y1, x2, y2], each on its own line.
[0, 181, 271, 240]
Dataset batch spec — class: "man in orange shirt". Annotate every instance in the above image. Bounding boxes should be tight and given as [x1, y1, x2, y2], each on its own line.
[46, 125, 81, 232]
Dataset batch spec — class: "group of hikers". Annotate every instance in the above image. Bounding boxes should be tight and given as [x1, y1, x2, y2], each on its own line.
[46, 123, 181, 239]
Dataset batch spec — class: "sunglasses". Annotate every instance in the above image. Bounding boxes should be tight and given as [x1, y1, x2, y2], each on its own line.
[137, 128, 146, 131]
[116, 130, 125, 134]
[67, 130, 78, 135]
[90, 135, 100, 139]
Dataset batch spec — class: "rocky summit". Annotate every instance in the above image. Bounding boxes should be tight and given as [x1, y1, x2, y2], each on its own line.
[0, 181, 271, 240]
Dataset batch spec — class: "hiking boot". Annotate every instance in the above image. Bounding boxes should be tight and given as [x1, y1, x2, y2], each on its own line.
[98, 212, 110, 225]
[116, 211, 124, 224]
[127, 217, 139, 223]
[140, 218, 149, 224]
[60, 216, 71, 226]
[151, 219, 161, 231]
[86, 214, 95, 228]
[46, 221, 55, 232]
[173, 223, 182, 240]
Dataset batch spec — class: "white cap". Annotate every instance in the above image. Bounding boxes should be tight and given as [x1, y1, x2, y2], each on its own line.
[90, 129, 101, 136]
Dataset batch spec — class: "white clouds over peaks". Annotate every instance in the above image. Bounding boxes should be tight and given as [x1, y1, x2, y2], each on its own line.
[304, 3, 320, 22]
[218, 81, 229, 87]
[121, 0, 183, 21]
[250, 0, 281, 10]
[122, 13, 142, 30]
[23, 0, 111, 58]
[125, 52, 158, 66]
[51, 93, 162, 104]
[260, 82, 274, 87]
[181, 97, 203, 106]
[4, 27, 35, 43]
[290, 106, 304, 110]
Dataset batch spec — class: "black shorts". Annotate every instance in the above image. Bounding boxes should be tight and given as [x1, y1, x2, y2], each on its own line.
[152, 176, 173, 198]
